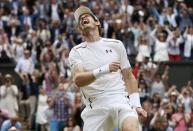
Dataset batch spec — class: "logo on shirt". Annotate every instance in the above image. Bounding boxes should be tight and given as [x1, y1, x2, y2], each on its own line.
[105, 49, 112, 53]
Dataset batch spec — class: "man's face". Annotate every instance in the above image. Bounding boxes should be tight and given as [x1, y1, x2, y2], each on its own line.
[5, 79, 12, 86]
[78, 14, 99, 32]
[24, 50, 30, 59]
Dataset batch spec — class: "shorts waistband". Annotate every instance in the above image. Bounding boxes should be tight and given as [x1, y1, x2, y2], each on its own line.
[84, 94, 129, 109]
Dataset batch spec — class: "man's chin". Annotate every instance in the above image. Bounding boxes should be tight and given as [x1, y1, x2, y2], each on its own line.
[82, 26, 92, 31]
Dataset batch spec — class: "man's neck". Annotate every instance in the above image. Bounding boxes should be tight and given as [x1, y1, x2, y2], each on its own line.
[83, 29, 101, 43]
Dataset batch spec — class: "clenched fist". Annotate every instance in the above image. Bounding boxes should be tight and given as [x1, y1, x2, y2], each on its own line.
[109, 62, 120, 72]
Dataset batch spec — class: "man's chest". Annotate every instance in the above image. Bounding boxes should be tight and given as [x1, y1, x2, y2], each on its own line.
[21, 60, 31, 68]
[78, 46, 119, 70]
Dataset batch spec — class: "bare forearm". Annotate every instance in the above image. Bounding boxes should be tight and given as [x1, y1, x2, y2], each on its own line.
[125, 73, 138, 94]
[122, 68, 142, 108]
[72, 62, 119, 87]
[150, 113, 158, 127]
[122, 68, 138, 94]
[74, 72, 95, 87]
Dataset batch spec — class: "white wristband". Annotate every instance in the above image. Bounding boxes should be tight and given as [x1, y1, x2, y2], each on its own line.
[129, 92, 142, 109]
[93, 64, 110, 78]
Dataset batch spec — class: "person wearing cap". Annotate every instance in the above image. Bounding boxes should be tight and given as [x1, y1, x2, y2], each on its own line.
[69, 6, 147, 131]
[0, 74, 19, 118]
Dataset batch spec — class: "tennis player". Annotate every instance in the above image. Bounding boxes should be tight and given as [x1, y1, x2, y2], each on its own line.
[69, 6, 147, 131]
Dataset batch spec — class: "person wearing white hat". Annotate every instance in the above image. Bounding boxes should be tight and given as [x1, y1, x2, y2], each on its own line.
[69, 6, 147, 131]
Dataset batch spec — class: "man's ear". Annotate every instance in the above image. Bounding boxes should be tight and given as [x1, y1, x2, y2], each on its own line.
[95, 20, 101, 26]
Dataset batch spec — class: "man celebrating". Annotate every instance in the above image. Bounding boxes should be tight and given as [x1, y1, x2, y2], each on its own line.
[69, 6, 147, 131]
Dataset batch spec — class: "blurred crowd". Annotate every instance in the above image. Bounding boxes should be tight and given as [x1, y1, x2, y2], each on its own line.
[0, 0, 193, 131]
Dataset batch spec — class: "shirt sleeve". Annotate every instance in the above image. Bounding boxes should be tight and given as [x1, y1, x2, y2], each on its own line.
[117, 41, 131, 69]
[11, 85, 18, 96]
[14, 60, 21, 73]
[29, 60, 34, 74]
[68, 48, 83, 71]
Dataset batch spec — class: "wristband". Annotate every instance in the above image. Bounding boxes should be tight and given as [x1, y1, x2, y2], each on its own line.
[93, 64, 110, 78]
[129, 92, 142, 109]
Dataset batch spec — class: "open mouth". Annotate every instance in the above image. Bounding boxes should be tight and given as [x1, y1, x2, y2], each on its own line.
[82, 19, 89, 25]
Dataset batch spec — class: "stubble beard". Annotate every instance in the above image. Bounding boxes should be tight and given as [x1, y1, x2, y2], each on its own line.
[81, 26, 95, 36]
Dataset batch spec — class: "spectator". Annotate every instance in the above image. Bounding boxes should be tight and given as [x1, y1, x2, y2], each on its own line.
[37, 19, 51, 43]
[0, 27, 12, 61]
[73, 92, 84, 129]
[151, 73, 166, 98]
[0, 109, 9, 128]
[167, 85, 179, 111]
[150, 65, 169, 97]
[0, 115, 21, 131]
[7, 13, 20, 38]
[168, 29, 183, 61]
[150, 25, 172, 62]
[36, 87, 48, 131]
[19, 6, 33, 30]
[42, 62, 58, 94]
[58, 48, 71, 79]
[172, 104, 191, 131]
[11, 36, 24, 62]
[63, 115, 80, 131]
[189, 106, 193, 131]
[14, 49, 34, 77]
[44, 96, 54, 131]
[136, 35, 151, 62]
[49, 0, 60, 21]
[19, 69, 40, 130]
[50, 84, 72, 131]
[150, 107, 173, 131]
[177, 87, 193, 113]
[0, 74, 18, 117]
[141, 100, 154, 131]
[183, 26, 193, 60]
[40, 40, 55, 72]
[100, 12, 114, 38]
[138, 79, 150, 103]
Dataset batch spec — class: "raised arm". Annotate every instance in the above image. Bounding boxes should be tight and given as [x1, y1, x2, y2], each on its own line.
[150, 26, 158, 42]
[165, 26, 173, 42]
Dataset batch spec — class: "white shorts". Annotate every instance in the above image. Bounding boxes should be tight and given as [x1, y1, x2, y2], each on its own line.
[81, 94, 138, 131]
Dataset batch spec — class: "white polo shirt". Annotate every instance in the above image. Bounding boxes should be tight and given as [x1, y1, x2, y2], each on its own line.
[69, 38, 131, 99]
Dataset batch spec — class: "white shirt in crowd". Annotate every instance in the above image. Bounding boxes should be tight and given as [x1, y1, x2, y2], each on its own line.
[150, 28, 172, 62]
[168, 36, 184, 55]
[51, 4, 60, 21]
[136, 44, 151, 62]
[183, 33, 193, 58]
[36, 94, 48, 124]
[177, 94, 192, 113]
[151, 81, 165, 97]
[154, 40, 169, 62]
[11, 43, 24, 62]
[14, 57, 34, 74]
[120, 3, 134, 16]
[166, 14, 177, 27]
[69, 38, 130, 99]
[0, 85, 19, 117]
